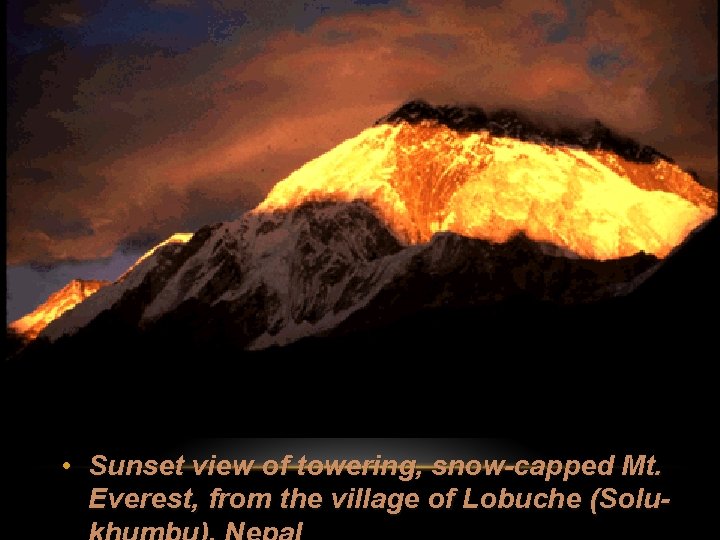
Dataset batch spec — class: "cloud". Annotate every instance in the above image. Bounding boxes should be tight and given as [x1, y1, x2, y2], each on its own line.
[151, 0, 195, 7]
[396, 33, 464, 58]
[6, 0, 717, 268]
[22, 1, 89, 28]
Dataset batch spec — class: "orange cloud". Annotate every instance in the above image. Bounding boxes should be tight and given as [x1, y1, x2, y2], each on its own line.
[6, 0, 716, 265]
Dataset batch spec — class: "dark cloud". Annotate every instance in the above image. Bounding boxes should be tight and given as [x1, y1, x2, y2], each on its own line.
[221, 79, 269, 95]
[21, 1, 91, 28]
[396, 33, 464, 58]
[31, 214, 95, 240]
[117, 230, 164, 255]
[355, 0, 394, 5]
[321, 29, 360, 44]
[705, 79, 718, 124]
[543, 0, 591, 43]
[6, 0, 717, 279]
[464, 0, 503, 8]
[179, 182, 262, 231]
[587, 49, 631, 77]
[9, 168, 54, 184]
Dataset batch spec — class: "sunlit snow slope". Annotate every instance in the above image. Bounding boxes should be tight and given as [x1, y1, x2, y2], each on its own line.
[9, 279, 109, 341]
[257, 121, 715, 259]
[15, 102, 717, 352]
[33, 233, 193, 342]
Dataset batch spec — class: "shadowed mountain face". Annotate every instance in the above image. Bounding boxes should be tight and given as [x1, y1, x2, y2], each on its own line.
[16, 201, 664, 361]
[284, 215, 719, 359]
[7, 101, 717, 361]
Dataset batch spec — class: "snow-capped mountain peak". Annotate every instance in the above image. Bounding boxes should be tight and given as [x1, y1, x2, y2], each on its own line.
[258, 105, 714, 259]
[15, 100, 717, 354]
[37, 233, 193, 342]
[9, 279, 109, 341]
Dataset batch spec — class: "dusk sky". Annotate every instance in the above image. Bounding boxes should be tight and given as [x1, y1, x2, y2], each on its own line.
[6, 0, 718, 320]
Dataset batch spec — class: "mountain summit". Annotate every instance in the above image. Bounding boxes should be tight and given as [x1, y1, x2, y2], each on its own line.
[375, 100, 673, 164]
[8, 279, 109, 341]
[10, 100, 717, 357]
[258, 101, 714, 258]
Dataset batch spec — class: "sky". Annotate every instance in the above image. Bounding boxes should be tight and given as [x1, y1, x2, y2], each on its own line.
[6, 0, 718, 320]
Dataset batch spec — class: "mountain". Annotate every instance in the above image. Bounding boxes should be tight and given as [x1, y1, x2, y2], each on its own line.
[36, 232, 194, 343]
[117, 233, 194, 280]
[11, 101, 717, 360]
[375, 99, 674, 163]
[7, 233, 193, 347]
[259, 100, 714, 258]
[276, 214, 719, 360]
[8, 279, 109, 342]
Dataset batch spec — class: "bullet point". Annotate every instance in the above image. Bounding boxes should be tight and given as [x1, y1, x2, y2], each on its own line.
[63, 462, 71, 470]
